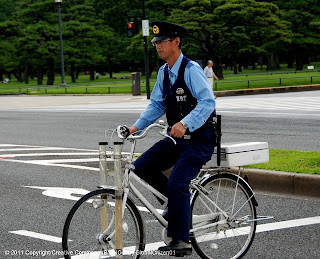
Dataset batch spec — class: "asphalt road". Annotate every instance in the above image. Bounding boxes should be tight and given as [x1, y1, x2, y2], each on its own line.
[0, 149, 319, 259]
[0, 110, 318, 153]
[0, 91, 319, 258]
[0, 90, 319, 152]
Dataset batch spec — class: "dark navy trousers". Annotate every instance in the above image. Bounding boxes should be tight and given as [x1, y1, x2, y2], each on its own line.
[134, 127, 215, 241]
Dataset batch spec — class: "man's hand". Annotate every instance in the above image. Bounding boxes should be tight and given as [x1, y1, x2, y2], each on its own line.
[128, 126, 138, 135]
[170, 122, 186, 138]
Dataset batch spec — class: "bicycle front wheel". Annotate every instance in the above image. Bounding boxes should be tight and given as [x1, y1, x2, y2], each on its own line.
[62, 188, 145, 259]
[190, 173, 257, 259]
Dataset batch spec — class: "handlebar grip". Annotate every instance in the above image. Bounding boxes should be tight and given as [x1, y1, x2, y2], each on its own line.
[117, 125, 130, 139]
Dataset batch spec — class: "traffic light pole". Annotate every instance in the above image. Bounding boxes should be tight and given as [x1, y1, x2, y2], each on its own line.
[142, 0, 150, 99]
[143, 36, 150, 99]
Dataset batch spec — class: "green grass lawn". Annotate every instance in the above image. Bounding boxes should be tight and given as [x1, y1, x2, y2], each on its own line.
[1, 62, 319, 95]
[215, 71, 320, 91]
[246, 149, 320, 175]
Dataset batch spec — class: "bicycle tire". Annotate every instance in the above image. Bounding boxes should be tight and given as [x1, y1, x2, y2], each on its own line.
[62, 188, 145, 259]
[190, 173, 257, 259]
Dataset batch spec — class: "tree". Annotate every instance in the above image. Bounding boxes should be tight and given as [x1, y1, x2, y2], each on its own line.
[0, 0, 16, 22]
[63, 1, 118, 81]
[9, 0, 60, 85]
[0, 20, 22, 81]
[169, 0, 291, 77]
[272, 0, 320, 70]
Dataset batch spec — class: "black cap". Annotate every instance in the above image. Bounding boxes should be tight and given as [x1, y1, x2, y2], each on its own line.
[151, 21, 188, 43]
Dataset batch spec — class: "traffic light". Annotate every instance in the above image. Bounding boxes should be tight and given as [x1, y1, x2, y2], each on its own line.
[127, 21, 135, 37]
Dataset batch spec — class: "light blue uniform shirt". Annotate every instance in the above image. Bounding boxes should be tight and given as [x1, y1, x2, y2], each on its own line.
[134, 53, 216, 132]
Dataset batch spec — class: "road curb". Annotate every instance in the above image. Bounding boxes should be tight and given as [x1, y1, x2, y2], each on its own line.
[214, 84, 320, 97]
[227, 168, 320, 197]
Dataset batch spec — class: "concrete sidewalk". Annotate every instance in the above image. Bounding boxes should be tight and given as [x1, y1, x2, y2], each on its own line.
[1, 86, 319, 198]
[0, 94, 148, 109]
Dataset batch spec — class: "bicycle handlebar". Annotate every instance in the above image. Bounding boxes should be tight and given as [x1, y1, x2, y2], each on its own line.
[116, 121, 177, 145]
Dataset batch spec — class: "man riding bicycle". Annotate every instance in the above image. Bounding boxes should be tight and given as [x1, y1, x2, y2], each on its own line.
[127, 21, 216, 257]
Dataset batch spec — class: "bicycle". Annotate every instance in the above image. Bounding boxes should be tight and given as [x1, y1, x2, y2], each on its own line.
[62, 120, 264, 259]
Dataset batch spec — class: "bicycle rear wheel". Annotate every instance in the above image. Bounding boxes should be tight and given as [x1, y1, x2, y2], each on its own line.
[190, 173, 257, 259]
[62, 188, 145, 259]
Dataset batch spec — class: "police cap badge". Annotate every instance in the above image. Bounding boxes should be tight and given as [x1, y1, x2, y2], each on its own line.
[151, 21, 188, 43]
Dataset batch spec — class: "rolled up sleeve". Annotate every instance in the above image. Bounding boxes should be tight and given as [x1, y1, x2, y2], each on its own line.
[133, 68, 166, 130]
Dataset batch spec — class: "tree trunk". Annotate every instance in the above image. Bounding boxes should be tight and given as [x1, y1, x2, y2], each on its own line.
[210, 54, 224, 79]
[295, 48, 304, 70]
[287, 48, 294, 68]
[257, 55, 263, 71]
[196, 30, 224, 79]
[108, 56, 113, 79]
[233, 61, 238, 74]
[46, 59, 55, 85]
[0, 69, 4, 81]
[90, 67, 95, 80]
[13, 70, 23, 82]
[267, 51, 281, 70]
[24, 64, 29, 84]
[37, 68, 43, 85]
[251, 59, 256, 70]
[70, 62, 76, 83]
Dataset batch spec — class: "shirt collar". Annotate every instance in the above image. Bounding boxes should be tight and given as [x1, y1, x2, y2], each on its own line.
[168, 53, 184, 77]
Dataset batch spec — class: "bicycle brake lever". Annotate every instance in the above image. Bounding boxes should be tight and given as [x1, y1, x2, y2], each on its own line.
[159, 129, 177, 145]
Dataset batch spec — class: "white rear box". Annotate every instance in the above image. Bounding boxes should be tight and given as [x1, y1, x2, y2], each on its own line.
[206, 142, 269, 167]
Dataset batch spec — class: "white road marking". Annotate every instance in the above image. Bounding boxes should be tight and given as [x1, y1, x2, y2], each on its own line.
[10, 185, 320, 255]
[256, 216, 320, 233]
[10, 216, 320, 249]
[0, 147, 74, 152]
[4, 143, 320, 255]
[0, 144, 106, 171]
[6, 158, 99, 171]
[23, 186, 156, 213]
[23, 186, 90, 201]
[9, 230, 62, 243]
[0, 147, 96, 152]
[0, 152, 98, 158]
[55, 216, 320, 258]
[0, 144, 134, 171]
[20, 157, 99, 164]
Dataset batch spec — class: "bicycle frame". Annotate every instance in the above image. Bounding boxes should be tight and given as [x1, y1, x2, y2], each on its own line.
[62, 121, 273, 259]
[99, 122, 268, 245]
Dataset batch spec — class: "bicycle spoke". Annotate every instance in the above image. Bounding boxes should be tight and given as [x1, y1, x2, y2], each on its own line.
[190, 173, 256, 259]
[62, 189, 145, 259]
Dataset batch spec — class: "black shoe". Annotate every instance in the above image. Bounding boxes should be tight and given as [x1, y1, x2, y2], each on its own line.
[161, 207, 169, 220]
[158, 239, 192, 257]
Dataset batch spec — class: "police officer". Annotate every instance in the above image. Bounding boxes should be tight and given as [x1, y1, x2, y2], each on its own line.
[128, 21, 216, 256]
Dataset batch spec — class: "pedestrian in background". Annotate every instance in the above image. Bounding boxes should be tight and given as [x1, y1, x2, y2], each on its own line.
[204, 60, 219, 88]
